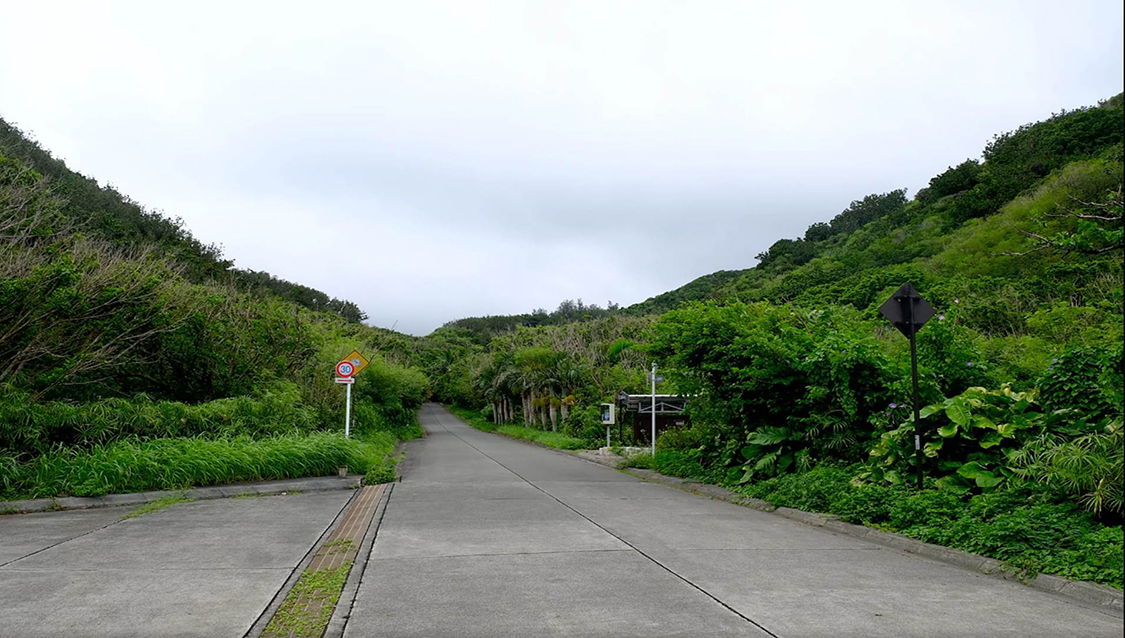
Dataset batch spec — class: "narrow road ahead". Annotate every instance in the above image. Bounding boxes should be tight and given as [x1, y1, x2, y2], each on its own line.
[346, 404, 1122, 638]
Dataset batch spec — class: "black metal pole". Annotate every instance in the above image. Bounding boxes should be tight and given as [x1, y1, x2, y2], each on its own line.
[908, 295, 923, 490]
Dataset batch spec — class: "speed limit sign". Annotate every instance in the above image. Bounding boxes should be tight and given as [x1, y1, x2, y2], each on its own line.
[336, 360, 356, 378]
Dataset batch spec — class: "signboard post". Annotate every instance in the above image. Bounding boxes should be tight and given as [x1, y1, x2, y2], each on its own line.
[600, 403, 616, 447]
[342, 350, 370, 376]
[335, 359, 357, 438]
[878, 283, 935, 489]
[650, 363, 658, 456]
[333, 351, 369, 439]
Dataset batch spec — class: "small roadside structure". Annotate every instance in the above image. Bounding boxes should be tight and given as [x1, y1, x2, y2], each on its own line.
[616, 391, 690, 444]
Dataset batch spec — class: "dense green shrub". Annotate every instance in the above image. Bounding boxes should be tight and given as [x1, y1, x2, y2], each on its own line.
[1010, 419, 1123, 517]
[740, 465, 1123, 588]
[865, 385, 1086, 492]
[1037, 345, 1123, 417]
[364, 461, 397, 485]
[561, 405, 606, 444]
[650, 302, 898, 480]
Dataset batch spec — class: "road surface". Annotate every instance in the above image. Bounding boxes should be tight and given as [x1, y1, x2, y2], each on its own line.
[345, 403, 1122, 638]
[0, 490, 352, 637]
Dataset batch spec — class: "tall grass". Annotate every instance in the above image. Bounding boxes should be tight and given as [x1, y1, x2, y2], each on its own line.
[0, 431, 396, 499]
[0, 382, 319, 459]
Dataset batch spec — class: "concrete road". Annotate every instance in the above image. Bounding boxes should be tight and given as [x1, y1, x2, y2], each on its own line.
[0, 491, 352, 637]
[346, 403, 1123, 638]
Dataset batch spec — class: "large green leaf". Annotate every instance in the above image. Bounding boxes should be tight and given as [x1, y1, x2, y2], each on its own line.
[935, 474, 971, 494]
[746, 427, 789, 445]
[777, 453, 793, 473]
[937, 423, 959, 438]
[972, 415, 997, 430]
[997, 422, 1019, 437]
[740, 444, 763, 461]
[753, 450, 780, 471]
[945, 400, 971, 426]
[957, 461, 1002, 488]
[974, 473, 1003, 489]
[956, 461, 989, 478]
[919, 404, 941, 419]
[979, 432, 1003, 449]
[923, 439, 943, 457]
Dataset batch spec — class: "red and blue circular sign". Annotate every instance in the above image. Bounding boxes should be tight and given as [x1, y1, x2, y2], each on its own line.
[336, 360, 356, 378]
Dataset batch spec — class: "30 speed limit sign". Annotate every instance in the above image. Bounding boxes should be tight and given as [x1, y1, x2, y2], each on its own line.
[336, 360, 356, 378]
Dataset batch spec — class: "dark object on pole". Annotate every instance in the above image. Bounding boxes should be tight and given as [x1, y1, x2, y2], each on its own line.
[878, 283, 935, 489]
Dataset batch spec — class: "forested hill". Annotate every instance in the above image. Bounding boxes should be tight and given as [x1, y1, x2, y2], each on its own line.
[0, 118, 366, 323]
[443, 299, 620, 345]
[626, 94, 1123, 315]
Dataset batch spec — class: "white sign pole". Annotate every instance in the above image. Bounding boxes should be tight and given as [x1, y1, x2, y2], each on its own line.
[345, 382, 352, 439]
[650, 363, 657, 456]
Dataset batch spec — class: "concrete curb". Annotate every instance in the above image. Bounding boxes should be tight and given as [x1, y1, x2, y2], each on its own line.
[0, 475, 364, 515]
[570, 450, 1125, 615]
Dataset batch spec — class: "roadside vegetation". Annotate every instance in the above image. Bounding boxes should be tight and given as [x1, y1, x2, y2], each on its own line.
[450, 406, 586, 450]
[121, 493, 194, 520]
[261, 561, 352, 638]
[0, 122, 435, 501]
[439, 95, 1124, 589]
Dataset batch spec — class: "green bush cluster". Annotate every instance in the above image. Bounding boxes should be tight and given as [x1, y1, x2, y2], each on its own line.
[364, 462, 397, 485]
[620, 448, 726, 484]
[649, 302, 901, 480]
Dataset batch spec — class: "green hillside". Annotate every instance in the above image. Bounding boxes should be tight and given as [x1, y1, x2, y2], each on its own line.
[629, 94, 1123, 315]
[0, 123, 436, 499]
[0, 119, 367, 323]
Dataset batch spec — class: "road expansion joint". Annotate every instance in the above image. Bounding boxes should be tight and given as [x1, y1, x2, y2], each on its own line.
[371, 548, 636, 561]
[433, 412, 782, 638]
[0, 516, 125, 569]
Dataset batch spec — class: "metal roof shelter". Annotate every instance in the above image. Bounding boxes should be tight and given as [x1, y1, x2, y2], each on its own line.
[617, 393, 689, 414]
[616, 392, 690, 443]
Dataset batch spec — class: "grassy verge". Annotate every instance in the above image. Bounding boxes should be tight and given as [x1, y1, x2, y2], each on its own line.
[261, 561, 352, 638]
[121, 494, 194, 520]
[449, 405, 587, 450]
[1, 430, 401, 500]
[621, 449, 1123, 590]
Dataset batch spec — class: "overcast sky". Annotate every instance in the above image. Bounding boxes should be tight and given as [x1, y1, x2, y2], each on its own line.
[2, 1, 1122, 334]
